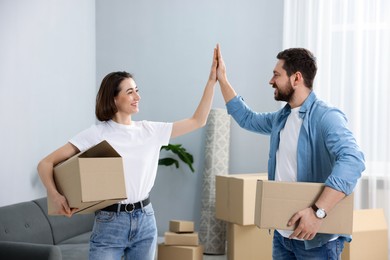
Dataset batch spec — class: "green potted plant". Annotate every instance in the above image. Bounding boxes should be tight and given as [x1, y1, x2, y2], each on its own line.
[158, 144, 194, 172]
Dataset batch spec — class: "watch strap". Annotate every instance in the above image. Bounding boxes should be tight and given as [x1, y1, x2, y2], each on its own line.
[311, 204, 319, 212]
[311, 204, 327, 218]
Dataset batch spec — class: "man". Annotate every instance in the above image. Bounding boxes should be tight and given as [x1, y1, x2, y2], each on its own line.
[215, 44, 365, 259]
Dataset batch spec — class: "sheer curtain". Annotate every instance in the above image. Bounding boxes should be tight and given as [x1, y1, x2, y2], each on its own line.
[283, 0, 390, 251]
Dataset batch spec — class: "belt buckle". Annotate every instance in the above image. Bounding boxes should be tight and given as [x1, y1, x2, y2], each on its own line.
[125, 203, 135, 213]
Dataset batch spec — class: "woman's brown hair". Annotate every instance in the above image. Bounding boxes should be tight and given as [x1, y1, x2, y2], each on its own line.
[95, 71, 133, 121]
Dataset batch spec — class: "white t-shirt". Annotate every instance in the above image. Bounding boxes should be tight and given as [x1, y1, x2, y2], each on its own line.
[275, 107, 302, 238]
[275, 107, 302, 182]
[69, 120, 173, 204]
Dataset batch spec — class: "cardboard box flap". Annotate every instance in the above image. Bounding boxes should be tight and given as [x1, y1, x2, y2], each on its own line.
[79, 140, 121, 158]
[74, 199, 121, 214]
[54, 140, 120, 169]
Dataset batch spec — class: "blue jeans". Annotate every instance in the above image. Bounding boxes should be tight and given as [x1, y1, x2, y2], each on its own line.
[89, 203, 157, 260]
[273, 230, 345, 260]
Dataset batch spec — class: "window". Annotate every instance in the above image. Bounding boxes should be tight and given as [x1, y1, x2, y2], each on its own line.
[283, 0, 390, 247]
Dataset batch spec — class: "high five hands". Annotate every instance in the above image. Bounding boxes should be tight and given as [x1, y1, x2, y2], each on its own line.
[215, 44, 227, 83]
[212, 44, 237, 103]
[208, 43, 228, 84]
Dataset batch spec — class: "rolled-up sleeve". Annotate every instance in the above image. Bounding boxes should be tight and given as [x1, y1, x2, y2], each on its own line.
[226, 95, 274, 135]
[322, 109, 366, 195]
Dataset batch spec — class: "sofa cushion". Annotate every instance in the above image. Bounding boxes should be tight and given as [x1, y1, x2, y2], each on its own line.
[57, 243, 89, 260]
[33, 198, 95, 245]
[0, 241, 62, 260]
[59, 232, 91, 245]
[0, 201, 53, 244]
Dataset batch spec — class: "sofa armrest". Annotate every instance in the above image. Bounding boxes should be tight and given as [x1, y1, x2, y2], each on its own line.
[0, 241, 62, 260]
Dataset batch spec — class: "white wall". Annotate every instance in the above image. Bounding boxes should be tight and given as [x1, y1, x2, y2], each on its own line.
[0, 0, 96, 206]
[96, 0, 283, 235]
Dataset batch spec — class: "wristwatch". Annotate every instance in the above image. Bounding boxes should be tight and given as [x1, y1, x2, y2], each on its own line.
[311, 204, 327, 219]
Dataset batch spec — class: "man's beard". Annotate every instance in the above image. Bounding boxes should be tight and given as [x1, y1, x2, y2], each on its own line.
[273, 82, 294, 102]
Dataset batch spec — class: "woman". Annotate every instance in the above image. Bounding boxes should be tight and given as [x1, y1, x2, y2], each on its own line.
[37, 45, 218, 260]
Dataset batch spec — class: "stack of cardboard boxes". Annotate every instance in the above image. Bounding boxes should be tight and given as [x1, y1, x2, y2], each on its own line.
[215, 173, 358, 259]
[215, 173, 273, 260]
[341, 209, 388, 260]
[158, 220, 203, 260]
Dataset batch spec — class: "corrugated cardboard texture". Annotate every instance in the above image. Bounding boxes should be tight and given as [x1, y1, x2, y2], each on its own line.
[157, 244, 203, 260]
[215, 174, 268, 225]
[78, 158, 124, 202]
[342, 209, 388, 260]
[169, 220, 195, 233]
[255, 180, 354, 235]
[49, 140, 127, 215]
[164, 232, 199, 246]
[227, 223, 273, 260]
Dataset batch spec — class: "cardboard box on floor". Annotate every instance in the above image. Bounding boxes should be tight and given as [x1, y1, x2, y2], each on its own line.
[48, 140, 127, 215]
[227, 223, 273, 260]
[215, 173, 268, 225]
[342, 209, 388, 260]
[169, 220, 195, 233]
[255, 180, 354, 235]
[164, 232, 199, 246]
[157, 244, 203, 260]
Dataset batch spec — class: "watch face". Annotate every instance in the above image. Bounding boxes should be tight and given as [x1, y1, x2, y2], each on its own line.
[316, 209, 326, 218]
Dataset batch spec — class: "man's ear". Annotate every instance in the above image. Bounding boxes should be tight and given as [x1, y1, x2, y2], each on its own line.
[292, 72, 303, 86]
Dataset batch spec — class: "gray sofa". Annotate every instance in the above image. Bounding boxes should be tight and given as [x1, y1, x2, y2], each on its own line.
[0, 197, 95, 260]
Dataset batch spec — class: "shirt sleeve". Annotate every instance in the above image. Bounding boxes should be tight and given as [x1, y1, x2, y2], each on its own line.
[321, 108, 366, 195]
[226, 95, 275, 135]
[144, 121, 173, 146]
[69, 125, 102, 152]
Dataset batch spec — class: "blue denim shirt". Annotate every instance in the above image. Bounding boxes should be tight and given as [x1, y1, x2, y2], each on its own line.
[226, 92, 365, 249]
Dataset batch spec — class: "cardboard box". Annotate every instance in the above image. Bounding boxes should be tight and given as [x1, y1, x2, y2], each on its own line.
[48, 140, 127, 215]
[169, 220, 195, 233]
[164, 232, 199, 246]
[215, 173, 268, 225]
[158, 244, 203, 260]
[227, 223, 273, 260]
[342, 209, 388, 260]
[255, 180, 354, 235]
